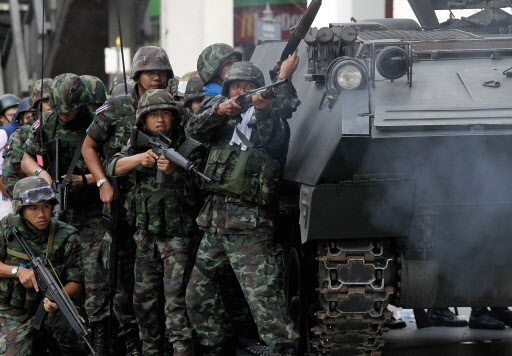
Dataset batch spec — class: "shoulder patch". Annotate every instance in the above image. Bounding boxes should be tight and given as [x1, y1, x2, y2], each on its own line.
[96, 104, 109, 115]
[32, 120, 40, 130]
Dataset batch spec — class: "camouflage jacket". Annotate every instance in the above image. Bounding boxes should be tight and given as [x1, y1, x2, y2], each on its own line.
[86, 87, 139, 196]
[186, 94, 293, 235]
[107, 133, 196, 237]
[1, 116, 36, 197]
[24, 109, 102, 217]
[0, 214, 82, 321]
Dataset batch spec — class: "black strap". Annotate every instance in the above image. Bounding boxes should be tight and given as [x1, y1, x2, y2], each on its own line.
[62, 133, 86, 188]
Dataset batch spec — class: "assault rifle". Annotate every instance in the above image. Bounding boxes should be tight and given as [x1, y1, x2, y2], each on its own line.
[46, 139, 67, 220]
[269, 0, 322, 80]
[129, 127, 212, 183]
[10, 227, 96, 355]
[234, 79, 288, 112]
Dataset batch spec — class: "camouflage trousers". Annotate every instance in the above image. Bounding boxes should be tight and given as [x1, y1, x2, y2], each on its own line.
[67, 214, 109, 324]
[0, 312, 82, 355]
[186, 232, 298, 352]
[133, 230, 193, 355]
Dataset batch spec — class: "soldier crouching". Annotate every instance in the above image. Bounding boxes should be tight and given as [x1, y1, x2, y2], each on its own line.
[0, 176, 83, 355]
[107, 89, 194, 355]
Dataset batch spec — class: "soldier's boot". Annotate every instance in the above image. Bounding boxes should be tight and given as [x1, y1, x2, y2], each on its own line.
[428, 308, 468, 327]
[125, 330, 142, 356]
[91, 320, 108, 356]
[469, 307, 505, 330]
[173, 340, 194, 356]
[489, 307, 512, 327]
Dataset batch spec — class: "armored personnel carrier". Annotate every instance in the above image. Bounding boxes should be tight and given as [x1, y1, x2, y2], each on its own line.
[251, 0, 512, 354]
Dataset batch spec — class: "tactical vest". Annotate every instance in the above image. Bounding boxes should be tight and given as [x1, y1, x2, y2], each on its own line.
[0, 215, 74, 315]
[129, 148, 195, 236]
[203, 122, 282, 206]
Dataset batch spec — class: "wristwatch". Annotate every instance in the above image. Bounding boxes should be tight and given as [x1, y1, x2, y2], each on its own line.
[11, 266, 19, 277]
[34, 168, 44, 176]
[96, 178, 108, 188]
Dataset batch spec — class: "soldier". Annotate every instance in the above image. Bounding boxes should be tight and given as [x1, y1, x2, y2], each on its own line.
[0, 176, 83, 355]
[2, 79, 52, 199]
[80, 75, 108, 112]
[108, 89, 194, 356]
[168, 75, 181, 101]
[184, 74, 205, 114]
[0, 94, 20, 127]
[177, 71, 199, 103]
[20, 73, 109, 354]
[109, 73, 136, 97]
[81, 46, 173, 354]
[185, 60, 300, 355]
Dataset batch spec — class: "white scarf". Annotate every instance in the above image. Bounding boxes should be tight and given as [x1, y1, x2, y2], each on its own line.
[229, 106, 255, 151]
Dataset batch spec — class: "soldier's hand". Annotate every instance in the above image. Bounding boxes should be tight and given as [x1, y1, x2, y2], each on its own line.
[253, 92, 273, 111]
[157, 155, 176, 175]
[277, 49, 299, 80]
[44, 297, 59, 313]
[17, 267, 39, 292]
[63, 174, 85, 192]
[217, 98, 242, 116]
[100, 180, 114, 214]
[140, 149, 158, 168]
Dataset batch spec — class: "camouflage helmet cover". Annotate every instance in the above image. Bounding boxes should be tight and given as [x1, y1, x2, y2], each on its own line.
[178, 71, 198, 97]
[221, 61, 265, 97]
[29, 78, 53, 109]
[197, 43, 242, 84]
[130, 46, 173, 80]
[184, 74, 205, 108]
[12, 176, 58, 215]
[109, 73, 136, 95]
[80, 75, 107, 105]
[110, 82, 135, 97]
[136, 89, 181, 126]
[49, 73, 91, 114]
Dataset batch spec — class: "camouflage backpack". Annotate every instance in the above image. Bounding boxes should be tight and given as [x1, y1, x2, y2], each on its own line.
[49, 73, 91, 113]
[29, 78, 53, 109]
[12, 176, 57, 214]
[80, 75, 107, 105]
[130, 46, 173, 80]
[184, 74, 205, 108]
[136, 89, 181, 126]
[197, 43, 242, 85]
[221, 61, 265, 97]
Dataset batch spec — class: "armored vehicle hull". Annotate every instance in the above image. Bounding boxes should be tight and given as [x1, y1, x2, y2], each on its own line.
[251, 16, 512, 355]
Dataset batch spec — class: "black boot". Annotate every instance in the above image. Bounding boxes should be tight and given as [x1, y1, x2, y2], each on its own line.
[489, 307, 512, 327]
[91, 320, 108, 356]
[428, 308, 468, 327]
[384, 316, 406, 329]
[469, 307, 505, 330]
[124, 330, 141, 356]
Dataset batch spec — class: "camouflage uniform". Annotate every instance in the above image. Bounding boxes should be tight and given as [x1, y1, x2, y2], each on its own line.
[167, 75, 180, 100]
[1, 78, 53, 197]
[80, 75, 107, 108]
[185, 62, 299, 353]
[107, 89, 195, 355]
[86, 46, 173, 348]
[180, 74, 205, 138]
[0, 177, 83, 355]
[23, 74, 108, 326]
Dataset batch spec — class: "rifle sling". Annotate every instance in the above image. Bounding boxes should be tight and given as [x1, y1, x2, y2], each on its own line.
[62, 134, 87, 188]
[7, 220, 56, 261]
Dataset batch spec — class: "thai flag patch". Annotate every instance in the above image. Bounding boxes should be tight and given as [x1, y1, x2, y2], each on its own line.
[32, 120, 40, 130]
[127, 138, 131, 145]
[96, 104, 109, 115]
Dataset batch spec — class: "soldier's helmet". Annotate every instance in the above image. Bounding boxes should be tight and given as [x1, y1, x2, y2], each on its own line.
[29, 78, 53, 109]
[80, 75, 107, 105]
[178, 71, 198, 97]
[221, 61, 265, 97]
[49, 73, 91, 114]
[0, 94, 20, 116]
[14, 97, 35, 123]
[184, 74, 205, 109]
[12, 176, 58, 215]
[130, 46, 173, 80]
[110, 82, 135, 97]
[136, 89, 181, 127]
[109, 73, 135, 95]
[167, 75, 180, 98]
[197, 43, 242, 85]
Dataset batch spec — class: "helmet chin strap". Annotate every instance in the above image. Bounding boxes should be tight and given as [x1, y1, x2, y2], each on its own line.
[20, 215, 46, 234]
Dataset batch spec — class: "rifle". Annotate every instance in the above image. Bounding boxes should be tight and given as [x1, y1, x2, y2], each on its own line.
[10, 226, 96, 355]
[234, 79, 288, 112]
[46, 139, 67, 220]
[129, 127, 212, 183]
[269, 0, 322, 80]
